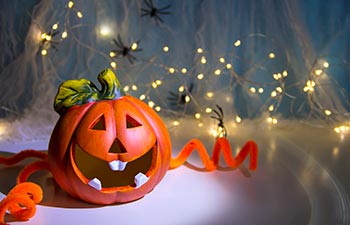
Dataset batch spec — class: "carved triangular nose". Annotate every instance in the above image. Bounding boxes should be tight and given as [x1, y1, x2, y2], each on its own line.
[109, 138, 127, 154]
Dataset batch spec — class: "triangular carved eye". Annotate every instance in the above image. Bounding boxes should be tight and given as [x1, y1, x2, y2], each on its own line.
[90, 115, 106, 130]
[126, 115, 142, 128]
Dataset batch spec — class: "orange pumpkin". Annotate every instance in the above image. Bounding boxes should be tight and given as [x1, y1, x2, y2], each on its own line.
[0, 69, 258, 225]
[48, 69, 171, 204]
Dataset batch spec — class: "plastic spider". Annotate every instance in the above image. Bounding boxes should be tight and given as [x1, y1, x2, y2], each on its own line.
[110, 35, 142, 64]
[211, 105, 228, 138]
[167, 83, 193, 108]
[141, 0, 171, 24]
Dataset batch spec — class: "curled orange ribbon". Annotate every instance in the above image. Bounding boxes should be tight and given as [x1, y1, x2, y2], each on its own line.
[0, 182, 43, 225]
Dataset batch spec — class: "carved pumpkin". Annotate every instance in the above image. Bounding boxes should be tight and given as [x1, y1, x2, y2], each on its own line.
[48, 69, 171, 204]
[0, 68, 258, 224]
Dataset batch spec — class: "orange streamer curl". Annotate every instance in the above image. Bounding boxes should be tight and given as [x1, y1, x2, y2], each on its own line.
[0, 150, 49, 224]
[169, 137, 258, 171]
[17, 160, 50, 184]
[0, 182, 43, 225]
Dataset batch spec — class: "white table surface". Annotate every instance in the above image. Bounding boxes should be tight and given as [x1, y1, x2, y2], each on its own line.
[0, 122, 349, 225]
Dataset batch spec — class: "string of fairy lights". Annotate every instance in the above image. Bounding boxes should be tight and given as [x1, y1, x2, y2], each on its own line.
[35, 0, 350, 138]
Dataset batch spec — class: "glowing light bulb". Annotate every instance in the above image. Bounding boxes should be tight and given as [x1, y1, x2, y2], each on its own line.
[100, 25, 111, 36]
[123, 85, 130, 92]
[334, 124, 350, 135]
[41, 49, 47, 56]
[234, 40, 241, 47]
[52, 23, 59, 30]
[197, 48, 203, 53]
[77, 11, 83, 18]
[324, 109, 332, 116]
[219, 57, 225, 63]
[268, 105, 274, 112]
[276, 87, 283, 93]
[131, 85, 138, 91]
[206, 92, 214, 98]
[334, 127, 340, 133]
[249, 87, 256, 93]
[131, 42, 138, 51]
[282, 70, 288, 77]
[323, 61, 329, 68]
[61, 31, 68, 39]
[273, 73, 279, 80]
[200, 56, 207, 64]
[267, 117, 278, 124]
[205, 107, 212, 113]
[195, 113, 201, 119]
[173, 120, 180, 126]
[197, 73, 204, 80]
[178, 85, 185, 92]
[68, 1, 74, 8]
[152, 82, 158, 88]
[148, 101, 155, 108]
[268, 52, 275, 59]
[168, 67, 175, 74]
[314, 69, 323, 76]
[155, 106, 161, 112]
[110, 61, 117, 69]
[41, 33, 47, 40]
[272, 118, 278, 124]
[185, 95, 191, 103]
[163, 45, 169, 52]
[214, 69, 221, 76]
[181, 68, 187, 74]
[270, 91, 277, 97]
[198, 122, 204, 127]
[139, 94, 146, 100]
[226, 63, 232, 69]
[45, 35, 52, 41]
[109, 51, 116, 57]
[303, 80, 316, 92]
[154, 80, 161, 85]
[235, 116, 242, 123]
[258, 88, 264, 93]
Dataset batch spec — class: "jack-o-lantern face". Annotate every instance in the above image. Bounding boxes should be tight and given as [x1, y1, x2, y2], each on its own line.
[48, 69, 171, 204]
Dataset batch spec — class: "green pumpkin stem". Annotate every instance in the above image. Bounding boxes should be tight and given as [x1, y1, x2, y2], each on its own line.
[54, 69, 124, 114]
[97, 69, 124, 100]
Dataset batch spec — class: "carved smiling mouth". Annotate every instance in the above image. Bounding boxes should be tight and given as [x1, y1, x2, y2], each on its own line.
[73, 143, 156, 191]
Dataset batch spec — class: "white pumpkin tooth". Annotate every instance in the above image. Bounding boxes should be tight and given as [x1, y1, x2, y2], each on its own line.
[134, 172, 149, 188]
[88, 178, 102, 191]
[109, 160, 128, 171]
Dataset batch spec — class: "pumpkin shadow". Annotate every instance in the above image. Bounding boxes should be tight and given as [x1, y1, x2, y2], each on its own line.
[0, 152, 127, 209]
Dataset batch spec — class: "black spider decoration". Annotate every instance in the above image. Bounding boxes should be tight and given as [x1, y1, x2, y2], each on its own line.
[141, 0, 171, 24]
[211, 105, 228, 138]
[110, 35, 142, 64]
[168, 83, 193, 108]
[38, 29, 60, 55]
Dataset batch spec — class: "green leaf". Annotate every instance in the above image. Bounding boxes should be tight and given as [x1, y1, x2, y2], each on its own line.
[53, 69, 124, 114]
[54, 78, 99, 114]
